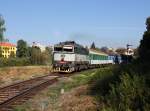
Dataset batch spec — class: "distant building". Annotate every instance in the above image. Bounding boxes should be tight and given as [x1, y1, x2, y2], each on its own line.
[0, 42, 17, 58]
[115, 48, 134, 56]
[125, 48, 134, 55]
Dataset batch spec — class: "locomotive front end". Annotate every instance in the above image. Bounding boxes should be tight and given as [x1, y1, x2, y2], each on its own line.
[52, 43, 75, 73]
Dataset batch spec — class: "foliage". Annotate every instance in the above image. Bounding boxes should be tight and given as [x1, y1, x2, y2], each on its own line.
[100, 46, 109, 53]
[0, 47, 3, 57]
[27, 46, 32, 58]
[138, 17, 150, 72]
[90, 42, 96, 49]
[115, 48, 126, 54]
[17, 40, 28, 58]
[14, 69, 98, 111]
[89, 67, 117, 97]
[45, 46, 52, 64]
[30, 46, 52, 65]
[89, 65, 150, 111]
[30, 46, 42, 64]
[41, 49, 51, 65]
[45, 46, 52, 54]
[0, 57, 31, 67]
[105, 73, 149, 111]
[0, 15, 6, 42]
[9, 51, 16, 58]
[0, 42, 52, 67]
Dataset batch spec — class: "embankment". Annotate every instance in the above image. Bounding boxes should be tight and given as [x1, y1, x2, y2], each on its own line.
[0, 66, 51, 87]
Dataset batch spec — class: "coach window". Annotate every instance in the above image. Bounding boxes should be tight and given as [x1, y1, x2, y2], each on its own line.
[102, 56, 104, 60]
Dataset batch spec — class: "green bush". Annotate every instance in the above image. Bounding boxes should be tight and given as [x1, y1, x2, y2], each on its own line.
[89, 68, 114, 96]
[89, 65, 150, 111]
[89, 66, 122, 98]
[106, 74, 148, 111]
[0, 57, 31, 67]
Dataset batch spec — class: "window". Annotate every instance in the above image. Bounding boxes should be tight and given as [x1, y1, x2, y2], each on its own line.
[54, 47, 62, 52]
[63, 48, 73, 52]
[63, 46, 73, 52]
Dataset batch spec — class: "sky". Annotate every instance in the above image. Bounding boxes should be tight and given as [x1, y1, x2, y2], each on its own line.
[0, 0, 150, 48]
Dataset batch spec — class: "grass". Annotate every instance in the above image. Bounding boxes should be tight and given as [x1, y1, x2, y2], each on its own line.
[14, 65, 150, 111]
[14, 68, 105, 111]
[88, 64, 150, 111]
[0, 66, 50, 87]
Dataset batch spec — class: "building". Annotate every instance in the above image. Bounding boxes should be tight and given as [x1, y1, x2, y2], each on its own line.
[0, 42, 17, 58]
[125, 48, 134, 56]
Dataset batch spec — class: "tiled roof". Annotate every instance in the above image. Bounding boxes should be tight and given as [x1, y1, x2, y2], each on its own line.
[0, 42, 16, 47]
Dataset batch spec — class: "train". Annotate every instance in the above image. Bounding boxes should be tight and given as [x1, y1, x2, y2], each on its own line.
[52, 41, 121, 73]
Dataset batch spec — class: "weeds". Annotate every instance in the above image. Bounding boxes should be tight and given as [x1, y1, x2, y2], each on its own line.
[14, 69, 99, 111]
[90, 65, 150, 111]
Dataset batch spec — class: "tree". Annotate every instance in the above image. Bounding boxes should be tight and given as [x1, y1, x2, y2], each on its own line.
[16, 39, 28, 57]
[45, 47, 52, 64]
[116, 48, 126, 55]
[138, 17, 150, 63]
[30, 47, 42, 64]
[27, 46, 32, 58]
[9, 51, 16, 58]
[133, 48, 139, 58]
[45, 46, 52, 55]
[101, 46, 109, 53]
[0, 47, 3, 57]
[0, 15, 6, 42]
[41, 50, 51, 65]
[90, 42, 96, 49]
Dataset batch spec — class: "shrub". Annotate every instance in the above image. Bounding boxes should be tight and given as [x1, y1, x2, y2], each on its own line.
[89, 65, 150, 111]
[89, 67, 119, 97]
[0, 57, 31, 67]
[103, 73, 150, 111]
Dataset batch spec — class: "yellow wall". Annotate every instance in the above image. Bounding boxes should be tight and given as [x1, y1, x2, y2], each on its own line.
[0, 46, 17, 58]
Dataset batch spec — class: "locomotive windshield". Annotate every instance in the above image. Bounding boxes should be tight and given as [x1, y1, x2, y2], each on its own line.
[63, 48, 73, 52]
[63, 46, 73, 52]
[54, 46, 73, 52]
[54, 47, 62, 51]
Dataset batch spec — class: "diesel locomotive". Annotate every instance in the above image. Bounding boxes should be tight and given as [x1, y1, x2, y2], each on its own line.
[52, 41, 115, 73]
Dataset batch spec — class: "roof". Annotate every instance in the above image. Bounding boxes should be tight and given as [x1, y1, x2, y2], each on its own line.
[0, 42, 16, 47]
[55, 41, 84, 48]
[89, 48, 108, 56]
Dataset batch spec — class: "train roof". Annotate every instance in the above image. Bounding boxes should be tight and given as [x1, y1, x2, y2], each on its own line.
[89, 48, 108, 56]
[54, 41, 85, 48]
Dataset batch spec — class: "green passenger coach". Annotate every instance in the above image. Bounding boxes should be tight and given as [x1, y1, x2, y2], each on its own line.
[89, 54, 108, 60]
[89, 49, 109, 65]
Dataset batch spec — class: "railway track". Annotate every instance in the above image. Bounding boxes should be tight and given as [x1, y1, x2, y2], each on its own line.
[0, 73, 72, 111]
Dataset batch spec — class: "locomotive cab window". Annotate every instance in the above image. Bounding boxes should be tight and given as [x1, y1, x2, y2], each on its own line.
[63, 48, 73, 52]
[54, 47, 62, 52]
[63, 46, 73, 52]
